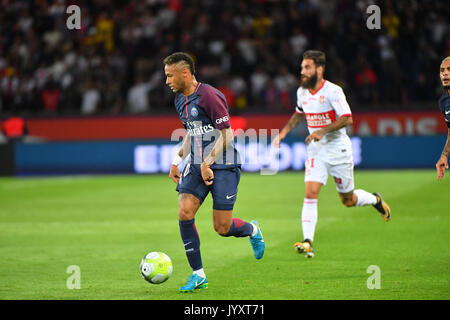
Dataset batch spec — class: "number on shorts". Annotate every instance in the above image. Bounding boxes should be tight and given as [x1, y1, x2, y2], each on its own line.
[333, 176, 342, 185]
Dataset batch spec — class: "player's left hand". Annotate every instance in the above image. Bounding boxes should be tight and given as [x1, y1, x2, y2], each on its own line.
[169, 164, 181, 184]
[305, 129, 325, 145]
[201, 163, 214, 186]
[436, 155, 448, 180]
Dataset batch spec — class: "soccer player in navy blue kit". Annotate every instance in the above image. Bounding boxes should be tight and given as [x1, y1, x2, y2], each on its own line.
[436, 56, 450, 180]
[163, 52, 265, 292]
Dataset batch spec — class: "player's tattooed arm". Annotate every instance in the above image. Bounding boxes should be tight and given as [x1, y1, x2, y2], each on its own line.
[201, 128, 233, 185]
[442, 129, 450, 158]
[305, 115, 352, 145]
[436, 128, 450, 180]
[202, 128, 232, 166]
[272, 112, 305, 147]
[322, 115, 353, 134]
[178, 133, 191, 159]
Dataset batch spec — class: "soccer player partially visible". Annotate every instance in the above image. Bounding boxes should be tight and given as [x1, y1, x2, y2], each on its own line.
[436, 56, 450, 180]
[272, 50, 391, 258]
[163, 52, 265, 292]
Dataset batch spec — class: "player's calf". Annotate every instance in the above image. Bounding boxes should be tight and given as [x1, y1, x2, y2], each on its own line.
[219, 218, 254, 238]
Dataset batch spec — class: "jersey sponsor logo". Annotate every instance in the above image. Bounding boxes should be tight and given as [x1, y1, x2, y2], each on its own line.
[319, 95, 325, 104]
[186, 124, 214, 136]
[185, 120, 215, 136]
[215, 115, 229, 125]
[305, 110, 337, 128]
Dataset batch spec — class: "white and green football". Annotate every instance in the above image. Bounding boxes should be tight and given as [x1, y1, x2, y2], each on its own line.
[140, 252, 173, 284]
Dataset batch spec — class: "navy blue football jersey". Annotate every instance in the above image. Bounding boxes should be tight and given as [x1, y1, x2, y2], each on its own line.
[174, 83, 240, 168]
[438, 91, 450, 129]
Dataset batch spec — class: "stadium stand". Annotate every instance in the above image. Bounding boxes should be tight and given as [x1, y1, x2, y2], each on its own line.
[0, 0, 448, 117]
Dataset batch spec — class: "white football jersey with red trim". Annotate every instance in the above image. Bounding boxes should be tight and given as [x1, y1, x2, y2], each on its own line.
[296, 80, 353, 164]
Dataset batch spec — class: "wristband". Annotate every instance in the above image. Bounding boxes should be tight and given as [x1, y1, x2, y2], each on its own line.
[172, 154, 183, 166]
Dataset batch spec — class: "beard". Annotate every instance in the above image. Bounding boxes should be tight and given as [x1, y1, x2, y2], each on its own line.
[300, 72, 318, 89]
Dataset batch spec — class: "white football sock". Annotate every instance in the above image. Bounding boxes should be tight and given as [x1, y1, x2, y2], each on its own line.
[301, 198, 318, 242]
[353, 189, 377, 207]
[193, 268, 206, 278]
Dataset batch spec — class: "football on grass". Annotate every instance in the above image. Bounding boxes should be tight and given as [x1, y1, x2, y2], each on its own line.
[140, 252, 173, 284]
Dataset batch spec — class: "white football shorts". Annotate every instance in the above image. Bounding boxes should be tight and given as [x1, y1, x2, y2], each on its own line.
[304, 157, 354, 193]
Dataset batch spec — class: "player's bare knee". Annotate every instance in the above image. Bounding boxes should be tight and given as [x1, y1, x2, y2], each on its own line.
[305, 191, 319, 199]
[178, 207, 195, 221]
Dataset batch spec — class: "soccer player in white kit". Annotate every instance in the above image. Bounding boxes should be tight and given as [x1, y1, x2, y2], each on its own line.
[272, 50, 391, 258]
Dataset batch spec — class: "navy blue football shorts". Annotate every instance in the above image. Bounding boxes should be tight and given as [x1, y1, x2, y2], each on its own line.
[176, 163, 240, 211]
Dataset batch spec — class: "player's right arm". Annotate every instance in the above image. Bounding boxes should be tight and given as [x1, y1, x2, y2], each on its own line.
[436, 128, 450, 180]
[272, 112, 305, 148]
[169, 133, 191, 184]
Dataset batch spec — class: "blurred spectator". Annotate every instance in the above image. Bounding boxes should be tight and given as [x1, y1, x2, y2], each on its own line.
[126, 72, 161, 114]
[274, 65, 297, 110]
[41, 78, 60, 113]
[290, 27, 309, 56]
[0, 66, 19, 113]
[382, 5, 401, 39]
[274, 65, 297, 92]
[250, 66, 269, 105]
[229, 75, 248, 112]
[354, 58, 378, 104]
[127, 76, 152, 114]
[81, 79, 100, 115]
[263, 79, 280, 112]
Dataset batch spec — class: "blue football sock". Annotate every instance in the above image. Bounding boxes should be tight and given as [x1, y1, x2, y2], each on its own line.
[179, 219, 202, 271]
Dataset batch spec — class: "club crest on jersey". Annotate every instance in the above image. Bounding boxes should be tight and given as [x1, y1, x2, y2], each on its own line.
[190, 107, 198, 117]
[319, 95, 325, 104]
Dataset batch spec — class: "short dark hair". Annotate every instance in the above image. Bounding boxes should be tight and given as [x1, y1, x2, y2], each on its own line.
[303, 50, 326, 68]
[163, 52, 195, 75]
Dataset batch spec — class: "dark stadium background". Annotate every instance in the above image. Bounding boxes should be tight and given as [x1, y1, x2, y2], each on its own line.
[0, 0, 448, 175]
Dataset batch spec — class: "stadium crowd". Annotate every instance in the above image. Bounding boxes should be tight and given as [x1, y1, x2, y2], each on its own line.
[0, 0, 449, 117]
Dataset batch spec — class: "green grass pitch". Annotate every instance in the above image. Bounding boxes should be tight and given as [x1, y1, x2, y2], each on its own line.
[0, 170, 449, 300]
